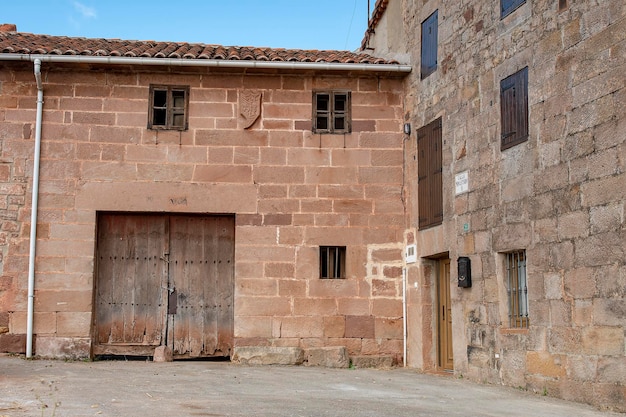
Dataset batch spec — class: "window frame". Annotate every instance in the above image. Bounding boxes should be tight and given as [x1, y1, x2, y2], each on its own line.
[148, 85, 190, 131]
[420, 9, 439, 79]
[417, 117, 443, 230]
[500, 67, 529, 150]
[312, 91, 351, 134]
[501, 0, 526, 18]
[504, 250, 529, 329]
[319, 246, 346, 279]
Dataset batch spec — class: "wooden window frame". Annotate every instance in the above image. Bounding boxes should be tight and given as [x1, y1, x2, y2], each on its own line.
[320, 246, 346, 279]
[148, 85, 190, 131]
[501, 0, 526, 18]
[420, 10, 439, 79]
[500, 67, 528, 150]
[417, 117, 443, 230]
[313, 91, 351, 134]
[504, 250, 529, 329]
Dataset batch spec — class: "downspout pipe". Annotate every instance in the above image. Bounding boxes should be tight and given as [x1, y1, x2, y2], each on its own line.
[26, 58, 43, 358]
[402, 267, 407, 367]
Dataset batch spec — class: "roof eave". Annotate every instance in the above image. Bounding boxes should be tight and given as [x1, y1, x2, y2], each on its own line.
[0, 53, 412, 73]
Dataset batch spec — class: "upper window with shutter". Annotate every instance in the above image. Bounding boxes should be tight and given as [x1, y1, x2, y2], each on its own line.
[417, 117, 443, 229]
[500, 67, 528, 150]
[148, 85, 189, 131]
[420, 10, 438, 79]
[501, 0, 526, 18]
[313, 91, 351, 134]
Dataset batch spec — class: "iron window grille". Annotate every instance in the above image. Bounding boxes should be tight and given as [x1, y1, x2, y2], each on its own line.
[420, 10, 438, 79]
[505, 250, 529, 328]
[313, 91, 351, 134]
[500, 67, 529, 150]
[501, 0, 526, 18]
[148, 85, 190, 130]
[320, 246, 346, 279]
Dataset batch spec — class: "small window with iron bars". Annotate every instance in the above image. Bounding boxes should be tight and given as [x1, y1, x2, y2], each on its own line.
[505, 250, 529, 328]
[320, 246, 346, 279]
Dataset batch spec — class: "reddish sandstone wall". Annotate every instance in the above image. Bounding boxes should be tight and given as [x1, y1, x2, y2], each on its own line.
[0, 63, 407, 360]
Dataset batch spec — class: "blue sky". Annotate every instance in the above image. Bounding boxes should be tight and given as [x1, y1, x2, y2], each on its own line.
[3, 0, 371, 51]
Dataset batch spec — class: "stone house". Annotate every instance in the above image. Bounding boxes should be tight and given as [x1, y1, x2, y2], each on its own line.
[0, 27, 410, 363]
[365, 0, 625, 412]
[0, 0, 625, 411]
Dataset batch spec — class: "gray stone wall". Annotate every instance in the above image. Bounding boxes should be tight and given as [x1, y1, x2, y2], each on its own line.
[370, 0, 625, 411]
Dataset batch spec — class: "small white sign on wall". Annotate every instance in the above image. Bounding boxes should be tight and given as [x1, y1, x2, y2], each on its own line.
[405, 244, 417, 264]
[455, 171, 469, 195]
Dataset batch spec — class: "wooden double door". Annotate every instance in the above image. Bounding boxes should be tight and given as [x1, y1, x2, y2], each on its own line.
[93, 213, 234, 358]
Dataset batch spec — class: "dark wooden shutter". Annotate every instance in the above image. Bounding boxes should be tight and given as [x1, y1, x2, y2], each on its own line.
[420, 10, 438, 79]
[500, 67, 528, 150]
[417, 117, 443, 229]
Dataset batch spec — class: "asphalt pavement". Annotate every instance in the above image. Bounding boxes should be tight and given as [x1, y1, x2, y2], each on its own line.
[0, 355, 621, 417]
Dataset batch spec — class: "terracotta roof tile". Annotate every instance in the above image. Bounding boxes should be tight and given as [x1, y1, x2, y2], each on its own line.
[0, 32, 400, 65]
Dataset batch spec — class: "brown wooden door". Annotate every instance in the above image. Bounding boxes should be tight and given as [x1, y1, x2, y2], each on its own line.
[437, 258, 453, 371]
[94, 213, 234, 358]
[167, 216, 234, 357]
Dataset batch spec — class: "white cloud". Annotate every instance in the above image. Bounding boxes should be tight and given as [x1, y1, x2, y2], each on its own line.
[73, 1, 97, 19]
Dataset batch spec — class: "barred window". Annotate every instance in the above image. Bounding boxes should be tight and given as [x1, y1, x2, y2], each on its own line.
[505, 250, 529, 328]
[320, 246, 346, 279]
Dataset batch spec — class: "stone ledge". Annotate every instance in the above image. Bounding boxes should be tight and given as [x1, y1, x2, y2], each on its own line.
[305, 346, 349, 368]
[350, 355, 395, 369]
[231, 346, 304, 365]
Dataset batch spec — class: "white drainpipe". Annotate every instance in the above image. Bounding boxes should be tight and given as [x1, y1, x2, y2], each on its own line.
[402, 267, 407, 367]
[26, 59, 43, 358]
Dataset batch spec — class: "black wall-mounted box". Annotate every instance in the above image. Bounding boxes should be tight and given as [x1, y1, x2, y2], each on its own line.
[458, 256, 472, 288]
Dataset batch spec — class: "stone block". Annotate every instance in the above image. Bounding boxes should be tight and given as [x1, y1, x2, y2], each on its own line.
[564, 267, 595, 299]
[234, 316, 272, 338]
[293, 298, 338, 316]
[323, 316, 345, 338]
[597, 356, 626, 384]
[0, 333, 26, 353]
[305, 346, 349, 368]
[592, 298, 626, 326]
[35, 336, 89, 359]
[231, 346, 304, 365]
[279, 316, 324, 338]
[566, 354, 598, 382]
[371, 279, 397, 297]
[345, 315, 375, 338]
[582, 327, 624, 355]
[350, 355, 394, 369]
[153, 346, 173, 362]
[526, 351, 566, 378]
[548, 327, 582, 354]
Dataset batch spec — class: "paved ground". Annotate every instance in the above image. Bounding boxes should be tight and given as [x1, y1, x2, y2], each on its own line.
[0, 355, 621, 417]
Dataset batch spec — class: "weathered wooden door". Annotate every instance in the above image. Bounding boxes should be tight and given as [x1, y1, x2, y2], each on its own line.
[166, 216, 234, 357]
[437, 258, 453, 371]
[94, 213, 234, 358]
